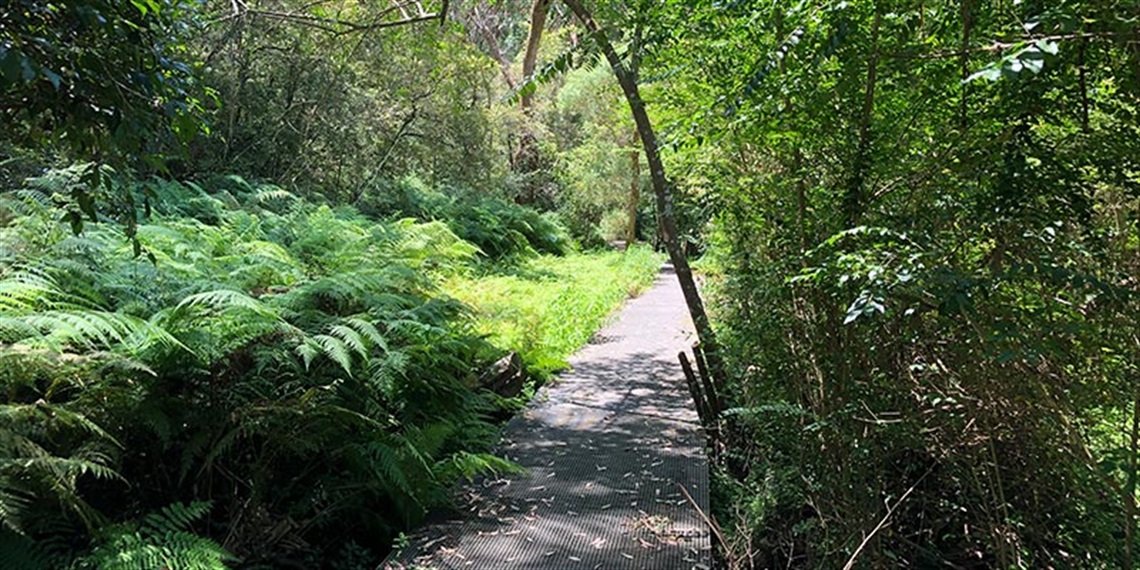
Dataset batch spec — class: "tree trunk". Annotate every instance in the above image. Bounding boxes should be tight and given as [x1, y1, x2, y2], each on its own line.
[514, 0, 551, 205]
[627, 128, 640, 244]
[562, 0, 726, 392]
[473, 8, 517, 90]
[520, 0, 551, 113]
[844, 7, 881, 227]
[959, 0, 973, 128]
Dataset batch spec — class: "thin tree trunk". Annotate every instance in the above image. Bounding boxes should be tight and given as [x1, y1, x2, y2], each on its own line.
[476, 18, 517, 89]
[959, 0, 973, 128]
[625, 27, 643, 246]
[514, 0, 551, 205]
[1126, 361, 1139, 570]
[795, 148, 808, 257]
[845, 7, 881, 227]
[627, 128, 640, 244]
[1078, 26, 1090, 132]
[520, 0, 551, 113]
[562, 0, 726, 392]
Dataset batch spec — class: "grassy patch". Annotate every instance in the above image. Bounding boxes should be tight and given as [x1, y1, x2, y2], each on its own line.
[445, 246, 664, 376]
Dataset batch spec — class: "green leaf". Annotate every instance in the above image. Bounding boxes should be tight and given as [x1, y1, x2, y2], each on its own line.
[1035, 39, 1059, 55]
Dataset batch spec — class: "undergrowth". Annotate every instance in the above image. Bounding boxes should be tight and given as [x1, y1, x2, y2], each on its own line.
[444, 247, 663, 377]
[0, 171, 582, 569]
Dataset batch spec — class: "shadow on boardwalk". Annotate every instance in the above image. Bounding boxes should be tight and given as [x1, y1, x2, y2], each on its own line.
[386, 266, 712, 570]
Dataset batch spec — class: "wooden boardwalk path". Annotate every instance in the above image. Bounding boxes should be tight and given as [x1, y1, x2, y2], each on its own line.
[386, 265, 712, 569]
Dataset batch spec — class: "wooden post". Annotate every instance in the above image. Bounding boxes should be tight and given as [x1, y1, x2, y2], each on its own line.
[679, 351, 711, 426]
[693, 342, 722, 416]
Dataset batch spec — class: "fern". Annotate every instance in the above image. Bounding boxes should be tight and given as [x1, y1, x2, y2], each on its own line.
[82, 502, 233, 570]
[328, 324, 369, 360]
[0, 402, 121, 533]
[1, 168, 521, 565]
[303, 334, 355, 374]
[0, 529, 54, 570]
[0, 269, 181, 354]
[437, 451, 524, 483]
[341, 317, 389, 352]
[174, 289, 279, 318]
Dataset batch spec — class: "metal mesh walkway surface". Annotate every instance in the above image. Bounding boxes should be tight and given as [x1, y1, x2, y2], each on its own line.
[385, 265, 712, 570]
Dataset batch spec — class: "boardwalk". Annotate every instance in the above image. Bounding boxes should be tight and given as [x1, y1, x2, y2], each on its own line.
[387, 265, 712, 570]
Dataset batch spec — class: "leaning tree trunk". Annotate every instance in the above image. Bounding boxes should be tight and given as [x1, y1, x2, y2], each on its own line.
[513, 0, 551, 204]
[562, 0, 726, 392]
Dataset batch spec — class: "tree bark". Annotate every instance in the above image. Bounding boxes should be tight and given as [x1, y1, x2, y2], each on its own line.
[959, 0, 973, 128]
[513, 0, 551, 205]
[561, 0, 726, 391]
[627, 128, 640, 244]
[520, 0, 551, 113]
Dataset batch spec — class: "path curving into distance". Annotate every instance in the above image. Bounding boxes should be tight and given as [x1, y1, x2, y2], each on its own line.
[386, 264, 712, 570]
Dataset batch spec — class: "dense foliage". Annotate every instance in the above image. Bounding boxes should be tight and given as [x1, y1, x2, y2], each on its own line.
[358, 175, 571, 259]
[0, 172, 523, 568]
[625, 0, 1140, 566]
[0, 0, 208, 161]
[7, 0, 1140, 567]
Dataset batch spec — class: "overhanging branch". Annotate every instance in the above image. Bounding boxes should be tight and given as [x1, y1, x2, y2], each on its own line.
[216, 0, 448, 34]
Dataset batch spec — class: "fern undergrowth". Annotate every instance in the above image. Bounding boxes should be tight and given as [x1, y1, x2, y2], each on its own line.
[0, 172, 591, 569]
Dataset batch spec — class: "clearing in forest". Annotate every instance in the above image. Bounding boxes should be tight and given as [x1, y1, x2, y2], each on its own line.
[387, 265, 712, 569]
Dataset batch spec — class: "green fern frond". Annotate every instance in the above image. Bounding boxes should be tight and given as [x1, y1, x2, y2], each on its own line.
[437, 452, 523, 484]
[361, 440, 416, 500]
[174, 289, 278, 318]
[311, 334, 354, 374]
[0, 529, 52, 570]
[296, 340, 319, 370]
[0, 270, 57, 312]
[252, 187, 298, 205]
[327, 325, 368, 359]
[0, 402, 121, 532]
[341, 317, 388, 352]
[84, 502, 234, 570]
[6, 310, 177, 355]
[141, 501, 213, 536]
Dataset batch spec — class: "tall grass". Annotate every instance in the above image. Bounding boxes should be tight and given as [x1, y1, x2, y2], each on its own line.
[444, 246, 663, 376]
